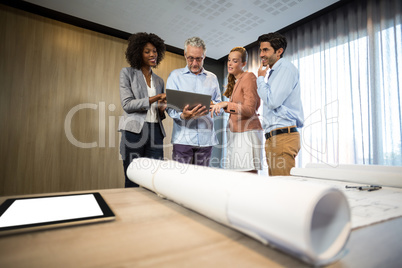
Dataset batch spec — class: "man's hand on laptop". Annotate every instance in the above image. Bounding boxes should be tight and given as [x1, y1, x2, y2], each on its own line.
[180, 104, 207, 120]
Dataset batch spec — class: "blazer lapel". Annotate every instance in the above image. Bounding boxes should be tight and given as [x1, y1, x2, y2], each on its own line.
[135, 69, 148, 98]
[231, 72, 244, 99]
[152, 72, 163, 94]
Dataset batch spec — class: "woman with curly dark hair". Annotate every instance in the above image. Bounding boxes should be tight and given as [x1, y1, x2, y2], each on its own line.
[118, 32, 167, 187]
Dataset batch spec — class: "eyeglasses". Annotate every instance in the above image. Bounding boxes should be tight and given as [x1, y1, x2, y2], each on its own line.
[186, 56, 204, 62]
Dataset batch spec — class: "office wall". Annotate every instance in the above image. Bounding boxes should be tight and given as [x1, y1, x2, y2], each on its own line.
[0, 4, 185, 196]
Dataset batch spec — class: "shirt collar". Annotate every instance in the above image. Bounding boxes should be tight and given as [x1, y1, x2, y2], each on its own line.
[271, 58, 283, 71]
[182, 65, 207, 75]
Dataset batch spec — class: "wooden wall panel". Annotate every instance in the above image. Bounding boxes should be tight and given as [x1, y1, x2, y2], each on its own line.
[0, 5, 185, 196]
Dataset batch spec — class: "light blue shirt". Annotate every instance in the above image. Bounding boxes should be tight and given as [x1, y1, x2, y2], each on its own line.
[166, 66, 222, 147]
[257, 58, 304, 133]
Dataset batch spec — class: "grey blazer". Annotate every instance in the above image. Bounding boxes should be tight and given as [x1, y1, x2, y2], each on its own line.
[118, 67, 166, 137]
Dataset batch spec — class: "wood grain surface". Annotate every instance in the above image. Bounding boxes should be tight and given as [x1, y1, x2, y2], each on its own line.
[0, 188, 401, 268]
[0, 4, 185, 196]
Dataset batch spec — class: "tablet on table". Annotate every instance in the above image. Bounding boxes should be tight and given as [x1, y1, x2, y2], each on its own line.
[0, 192, 115, 236]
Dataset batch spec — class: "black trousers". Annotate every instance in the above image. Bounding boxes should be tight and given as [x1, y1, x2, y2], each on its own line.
[120, 123, 164, 187]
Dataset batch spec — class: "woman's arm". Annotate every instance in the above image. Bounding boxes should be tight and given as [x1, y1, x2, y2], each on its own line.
[226, 72, 259, 118]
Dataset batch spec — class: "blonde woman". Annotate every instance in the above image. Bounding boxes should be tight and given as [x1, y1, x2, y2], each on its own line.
[211, 47, 263, 173]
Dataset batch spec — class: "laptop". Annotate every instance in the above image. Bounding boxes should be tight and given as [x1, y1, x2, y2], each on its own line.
[166, 89, 211, 112]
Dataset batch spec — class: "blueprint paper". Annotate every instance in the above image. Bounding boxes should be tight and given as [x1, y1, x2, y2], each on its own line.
[282, 175, 402, 229]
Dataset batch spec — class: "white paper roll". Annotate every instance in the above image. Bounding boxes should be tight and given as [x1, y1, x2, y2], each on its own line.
[127, 158, 351, 265]
[291, 164, 402, 188]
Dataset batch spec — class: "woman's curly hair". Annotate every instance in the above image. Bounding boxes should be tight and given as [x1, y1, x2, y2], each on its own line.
[125, 32, 166, 69]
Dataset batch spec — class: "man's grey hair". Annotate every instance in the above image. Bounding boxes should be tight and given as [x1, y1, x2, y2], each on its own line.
[184, 37, 206, 54]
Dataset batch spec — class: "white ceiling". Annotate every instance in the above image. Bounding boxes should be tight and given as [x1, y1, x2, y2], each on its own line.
[23, 0, 339, 60]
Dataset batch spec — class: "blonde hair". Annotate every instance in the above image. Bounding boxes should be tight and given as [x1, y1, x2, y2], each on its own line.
[224, 47, 247, 98]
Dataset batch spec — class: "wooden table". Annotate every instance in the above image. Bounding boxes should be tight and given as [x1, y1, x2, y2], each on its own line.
[0, 188, 401, 267]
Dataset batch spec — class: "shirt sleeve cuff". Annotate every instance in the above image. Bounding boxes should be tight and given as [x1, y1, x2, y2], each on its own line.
[226, 102, 237, 113]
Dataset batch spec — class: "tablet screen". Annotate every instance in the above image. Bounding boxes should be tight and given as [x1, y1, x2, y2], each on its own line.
[0, 193, 115, 235]
[166, 89, 211, 111]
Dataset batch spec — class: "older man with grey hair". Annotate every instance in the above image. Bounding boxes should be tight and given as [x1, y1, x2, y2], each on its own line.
[166, 37, 222, 166]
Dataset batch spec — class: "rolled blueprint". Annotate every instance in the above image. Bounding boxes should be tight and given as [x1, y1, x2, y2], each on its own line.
[291, 163, 402, 188]
[127, 158, 351, 265]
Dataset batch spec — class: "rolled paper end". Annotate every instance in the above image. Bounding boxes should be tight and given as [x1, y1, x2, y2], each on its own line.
[308, 189, 351, 265]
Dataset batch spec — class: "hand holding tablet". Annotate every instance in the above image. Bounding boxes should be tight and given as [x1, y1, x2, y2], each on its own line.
[181, 104, 208, 120]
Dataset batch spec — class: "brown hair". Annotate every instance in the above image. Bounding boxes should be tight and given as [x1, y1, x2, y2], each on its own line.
[223, 47, 248, 98]
[257, 32, 287, 58]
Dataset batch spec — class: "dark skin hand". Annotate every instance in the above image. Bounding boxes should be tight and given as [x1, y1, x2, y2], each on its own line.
[149, 93, 167, 114]
[180, 104, 208, 120]
[149, 93, 166, 104]
[158, 99, 167, 114]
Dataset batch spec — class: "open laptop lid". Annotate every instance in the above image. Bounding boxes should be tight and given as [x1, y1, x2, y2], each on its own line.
[166, 89, 211, 112]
